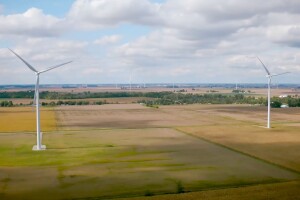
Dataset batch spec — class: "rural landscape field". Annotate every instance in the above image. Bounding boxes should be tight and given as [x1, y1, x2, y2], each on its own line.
[0, 89, 300, 199]
[2, 0, 300, 199]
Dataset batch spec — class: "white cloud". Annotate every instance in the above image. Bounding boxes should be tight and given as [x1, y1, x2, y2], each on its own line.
[68, 0, 161, 29]
[164, 0, 300, 22]
[82, 68, 104, 75]
[1, 37, 90, 84]
[94, 35, 122, 45]
[115, 29, 200, 59]
[0, 8, 67, 37]
[267, 25, 300, 47]
[10, 38, 88, 62]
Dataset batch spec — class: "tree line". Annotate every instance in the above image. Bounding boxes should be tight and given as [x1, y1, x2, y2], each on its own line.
[1, 91, 299, 107]
[0, 91, 172, 99]
[138, 93, 300, 108]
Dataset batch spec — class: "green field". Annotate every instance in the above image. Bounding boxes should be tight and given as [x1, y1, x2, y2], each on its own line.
[0, 104, 300, 199]
[0, 128, 299, 199]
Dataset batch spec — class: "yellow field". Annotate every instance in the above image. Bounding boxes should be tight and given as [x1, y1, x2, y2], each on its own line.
[0, 107, 57, 132]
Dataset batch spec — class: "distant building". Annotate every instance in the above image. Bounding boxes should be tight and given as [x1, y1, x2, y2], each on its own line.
[280, 104, 289, 108]
[279, 94, 288, 98]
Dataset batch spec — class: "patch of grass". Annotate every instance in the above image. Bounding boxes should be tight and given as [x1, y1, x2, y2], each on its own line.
[1, 177, 11, 191]
[169, 166, 218, 171]
[176, 181, 184, 194]
[104, 144, 115, 147]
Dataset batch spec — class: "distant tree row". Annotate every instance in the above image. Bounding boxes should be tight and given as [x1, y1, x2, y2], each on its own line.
[1, 91, 300, 107]
[41, 100, 107, 106]
[138, 93, 300, 107]
[0, 91, 173, 99]
[0, 91, 35, 98]
[138, 93, 265, 106]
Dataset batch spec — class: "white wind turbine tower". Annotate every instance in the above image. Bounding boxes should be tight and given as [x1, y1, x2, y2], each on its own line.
[256, 56, 289, 128]
[9, 48, 72, 150]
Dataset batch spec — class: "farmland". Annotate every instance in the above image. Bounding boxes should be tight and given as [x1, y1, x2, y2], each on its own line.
[0, 103, 299, 199]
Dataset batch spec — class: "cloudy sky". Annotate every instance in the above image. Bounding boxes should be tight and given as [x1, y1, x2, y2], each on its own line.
[0, 0, 300, 84]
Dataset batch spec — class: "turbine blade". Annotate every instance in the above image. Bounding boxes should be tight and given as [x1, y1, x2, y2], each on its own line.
[39, 61, 72, 74]
[8, 48, 38, 73]
[271, 72, 290, 77]
[256, 56, 271, 75]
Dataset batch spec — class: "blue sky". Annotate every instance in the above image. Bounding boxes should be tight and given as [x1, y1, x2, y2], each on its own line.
[0, 0, 74, 16]
[0, 0, 300, 84]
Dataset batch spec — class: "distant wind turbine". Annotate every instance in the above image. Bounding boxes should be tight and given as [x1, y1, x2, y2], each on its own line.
[256, 56, 290, 128]
[129, 73, 132, 92]
[9, 48, 72, 150]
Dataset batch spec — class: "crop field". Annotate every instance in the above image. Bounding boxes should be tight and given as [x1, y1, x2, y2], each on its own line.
[0, 107, 56, 132]
[0, 104, 299, 199]
[55, 104, 213, 130]
[178, 124, 300, 172]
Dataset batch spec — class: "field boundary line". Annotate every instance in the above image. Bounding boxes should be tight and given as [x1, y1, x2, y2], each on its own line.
[55, 126, 180, 132]
[175, 127, 300, 175]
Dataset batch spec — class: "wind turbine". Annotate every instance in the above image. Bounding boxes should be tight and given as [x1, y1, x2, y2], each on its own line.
[9, 48, 72, 150]
[256, 56, 289, 128]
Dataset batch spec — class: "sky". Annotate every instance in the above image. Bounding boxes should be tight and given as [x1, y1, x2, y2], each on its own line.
[0, 0, 300, 85]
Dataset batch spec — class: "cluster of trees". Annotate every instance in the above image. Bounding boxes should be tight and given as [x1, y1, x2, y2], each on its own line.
[0, 101, 13, 107]
[270, 96, 300, 108]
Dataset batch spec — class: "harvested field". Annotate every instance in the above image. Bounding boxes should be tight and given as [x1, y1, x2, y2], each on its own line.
[0, 107, 56, 132]
[0, 128, 298, 200]
[197, 105, 300, 125]
[55, 104, 217, 129]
